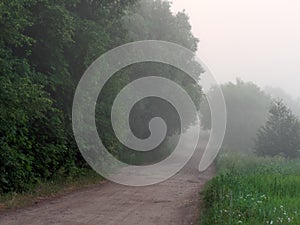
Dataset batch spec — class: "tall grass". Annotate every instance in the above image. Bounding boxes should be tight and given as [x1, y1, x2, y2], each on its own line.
[200, 153, 300, 224]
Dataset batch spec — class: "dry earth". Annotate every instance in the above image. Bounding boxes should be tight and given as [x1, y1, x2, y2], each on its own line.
[0, 138, 214, 225]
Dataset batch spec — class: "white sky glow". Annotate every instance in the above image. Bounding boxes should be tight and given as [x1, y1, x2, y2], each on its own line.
[171, 0, 300, 98]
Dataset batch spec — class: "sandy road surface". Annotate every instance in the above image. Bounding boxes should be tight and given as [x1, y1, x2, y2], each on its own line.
[0, 139, 214, 225]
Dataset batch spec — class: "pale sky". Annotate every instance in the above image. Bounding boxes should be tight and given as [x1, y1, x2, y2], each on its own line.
[171, 0, 300, 98]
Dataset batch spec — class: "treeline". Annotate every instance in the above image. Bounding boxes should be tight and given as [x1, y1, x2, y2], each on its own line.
[201, 79, 271, 152]
[0, 0, 201, 193]
[201, 79, 300, 157]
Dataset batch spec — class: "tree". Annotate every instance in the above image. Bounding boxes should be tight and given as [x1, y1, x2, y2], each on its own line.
[116, 0, 203, 163]
[0, 0, 138, 193]
[201, 79, 272, 152]
[122, 0, 203, 133]
[255, 100, 300, 158]
[264, 86, 300, 117]
[0, 0, 202, 191]
[0, 0, 69, 192]
[123, 0, 199, 51]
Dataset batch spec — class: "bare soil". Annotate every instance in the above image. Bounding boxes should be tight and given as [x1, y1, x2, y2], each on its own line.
[0, 142, 214, 225]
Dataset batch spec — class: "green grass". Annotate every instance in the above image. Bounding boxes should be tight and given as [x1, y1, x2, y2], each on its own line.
[0, 169, 103, 211]
[200, 153, 300, 225]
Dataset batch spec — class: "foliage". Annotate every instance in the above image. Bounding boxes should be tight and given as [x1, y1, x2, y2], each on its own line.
[264, 86, 300, 117]
[1, 0, 201, 192]
[123, 0, 199, 51]
[0, 0, 136, 193]
[117, 0, 202, 164]
[255, 100, 300, 158]
[0, 169, 102, 210]
[0, 50, 68, 192]
[0, 0, 70, 190]
[201, 79, 272, 152]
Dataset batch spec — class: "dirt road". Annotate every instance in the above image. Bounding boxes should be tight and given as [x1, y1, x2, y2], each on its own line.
[0, 140, 214, 225]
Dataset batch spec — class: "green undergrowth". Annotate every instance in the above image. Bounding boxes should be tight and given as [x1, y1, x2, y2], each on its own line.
[0, 169, 103, 211]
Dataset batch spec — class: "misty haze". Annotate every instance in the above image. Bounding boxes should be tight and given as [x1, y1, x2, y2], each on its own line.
[1, 1, 300, 225]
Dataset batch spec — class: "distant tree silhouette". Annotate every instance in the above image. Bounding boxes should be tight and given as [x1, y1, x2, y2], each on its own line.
[255, 100, 300, 158]
[201, 79, 271, 152]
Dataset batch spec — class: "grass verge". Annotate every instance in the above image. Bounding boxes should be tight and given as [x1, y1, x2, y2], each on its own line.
[199, 153, 300, 225]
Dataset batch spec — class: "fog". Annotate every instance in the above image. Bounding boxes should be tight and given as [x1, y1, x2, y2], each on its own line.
[2, 2, 300, 223]
[171, 0, 300, 98]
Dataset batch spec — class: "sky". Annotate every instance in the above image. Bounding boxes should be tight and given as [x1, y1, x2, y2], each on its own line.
[171, 0, 300, 98]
